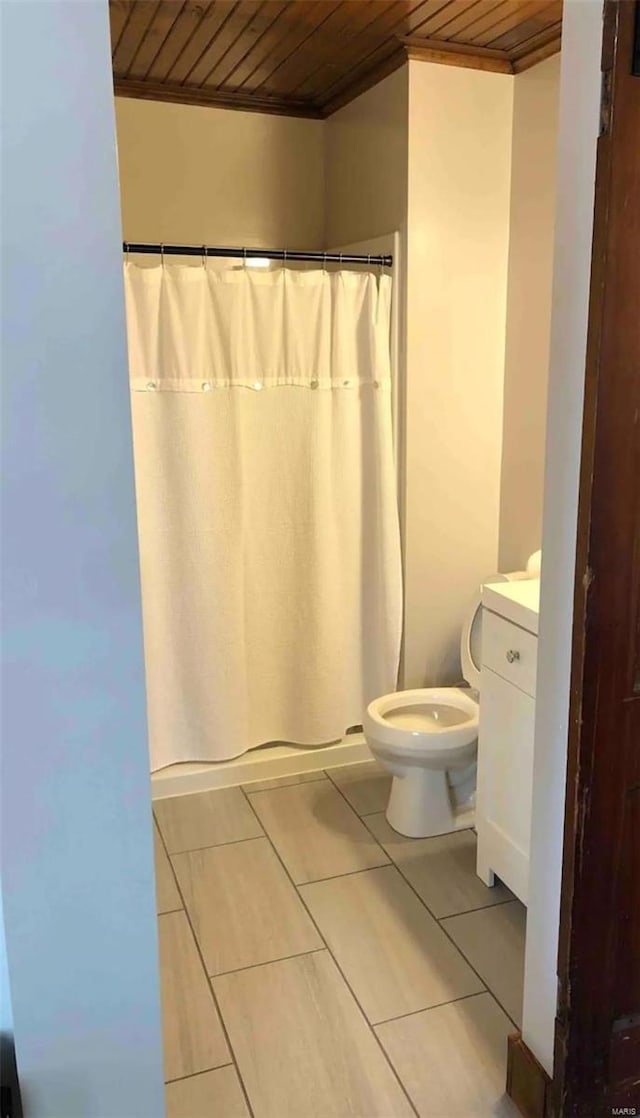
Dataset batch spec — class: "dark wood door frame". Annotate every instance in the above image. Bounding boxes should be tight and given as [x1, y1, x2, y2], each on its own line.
[553, 0, 640, 1112]
[507, 2, 639, 1114]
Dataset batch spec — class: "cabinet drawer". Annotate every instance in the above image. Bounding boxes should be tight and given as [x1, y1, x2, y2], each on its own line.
[482, 609, 538, 697]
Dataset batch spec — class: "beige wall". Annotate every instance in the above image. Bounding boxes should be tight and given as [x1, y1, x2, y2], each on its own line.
[499, 55, 561, 571]
[403, 62, 514, 687]
[324, 62, 515, 688]
[324, 68, 409, 247]
[115, 97, 324, 248]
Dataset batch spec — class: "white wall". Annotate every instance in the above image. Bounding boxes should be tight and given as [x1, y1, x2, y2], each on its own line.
[1, 4, 164, 1115]
[115, 96, 325, 248]
[404, 62, 514, 686]
[522, 0, 602, 1076]
[499, 55, 561, 571]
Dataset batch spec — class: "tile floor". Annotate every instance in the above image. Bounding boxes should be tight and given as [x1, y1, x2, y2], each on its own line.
[153, 760, 525, 1118]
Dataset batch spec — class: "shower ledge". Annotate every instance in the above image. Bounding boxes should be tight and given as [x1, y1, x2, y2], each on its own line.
[151, 733, 371, 799]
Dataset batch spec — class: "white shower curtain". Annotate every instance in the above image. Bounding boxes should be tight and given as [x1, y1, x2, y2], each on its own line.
[124, 262, 402, 770]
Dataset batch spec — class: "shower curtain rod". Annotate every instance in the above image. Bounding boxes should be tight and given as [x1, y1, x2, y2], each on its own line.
[123, 242, 393, 267]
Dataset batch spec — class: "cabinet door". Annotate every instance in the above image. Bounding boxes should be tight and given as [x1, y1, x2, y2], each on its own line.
[476, 667, 536, 903]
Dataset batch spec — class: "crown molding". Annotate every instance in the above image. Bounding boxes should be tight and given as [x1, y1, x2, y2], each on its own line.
[403, 31, 561, 78]
[113, 29, 562, 121]
[113, 78, 323, 119]
[403, 34, 512, 72]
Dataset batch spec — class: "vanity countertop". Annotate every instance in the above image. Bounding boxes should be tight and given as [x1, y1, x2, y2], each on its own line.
[482, 578, 540, 635]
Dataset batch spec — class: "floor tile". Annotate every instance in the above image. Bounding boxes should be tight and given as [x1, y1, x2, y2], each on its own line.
[165, 1066, 249, 1118]
[327, 760, 391, 815]
[154, 827, 182, 914]
[376, 992, 519, 1117]
[241, 770, 327, 793]
[366, 814, 513, 918]
[154, 787, 263, 854]
[158, 911, 230, 1082]
[443, 901, 526, 1026]
[214, 951, 414, 1118]
[172, 837, 322, 975]
[301, 866, 483, 1024]
[247, 781, 389, 884]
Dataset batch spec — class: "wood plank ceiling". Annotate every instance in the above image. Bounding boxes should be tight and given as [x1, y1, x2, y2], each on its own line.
[110, 0, 563, 119]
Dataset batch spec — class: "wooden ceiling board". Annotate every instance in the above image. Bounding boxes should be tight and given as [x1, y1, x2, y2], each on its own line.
[198, 1, 290, 87]
[444, 0, 514, 40]
[250, 0, 349, 93]
[511, 31, 560, 71]
[162, 1, 239, 83]
[207, 2, 299, 89]
[111, 0, 563, 117]
[291, 0, 413, 99]
[364, 0, 451, 45]
[144, 2, 217, 81]
[302, 0, 443, 103]
[443, 0, 521, 38]
[140, 2, 201, 80]
[187, 1, 269, 86]
[485, 0, 561, 49]
[110, 1, 133, 52]
[112, 1, 159, 73]
[412, 0, 492, 39]
[425, 0, 508, 39]
[509, 19, 561, 58]
[262, 0, 397, 97]
[463, 0, 555, 45]
[230, 1, 341, 92]
[125, 1, 186, 78]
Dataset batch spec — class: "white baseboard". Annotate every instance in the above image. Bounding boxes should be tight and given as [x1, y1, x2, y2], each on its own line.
[151, 734, 372, 800]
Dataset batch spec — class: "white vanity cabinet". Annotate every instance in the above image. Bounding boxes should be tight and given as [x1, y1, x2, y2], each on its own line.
[476, 579, 540, 905]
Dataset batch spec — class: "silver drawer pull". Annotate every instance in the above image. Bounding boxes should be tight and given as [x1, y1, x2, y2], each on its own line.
[506, 649, 521, 664]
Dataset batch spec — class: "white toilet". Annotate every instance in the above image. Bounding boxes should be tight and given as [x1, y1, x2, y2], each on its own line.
[364, 574, 522, 838]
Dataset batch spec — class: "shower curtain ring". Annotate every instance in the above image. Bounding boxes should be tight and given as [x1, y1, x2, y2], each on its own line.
[125, 241, 130, 264]
[160, 243, 165, 268]
[202, 245, 207, 269]
[243, 247, 247, 269]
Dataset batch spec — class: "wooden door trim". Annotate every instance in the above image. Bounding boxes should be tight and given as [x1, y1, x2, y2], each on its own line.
[507, 1033, 553, 1118]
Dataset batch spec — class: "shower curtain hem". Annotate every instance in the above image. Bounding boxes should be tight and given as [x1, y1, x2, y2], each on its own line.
[149, 725, 376, 773]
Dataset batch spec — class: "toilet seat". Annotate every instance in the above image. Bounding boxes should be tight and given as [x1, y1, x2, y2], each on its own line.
[364, 687, 479, 769]
[363, 572, 528, 837]
[460, 591, 482, 690]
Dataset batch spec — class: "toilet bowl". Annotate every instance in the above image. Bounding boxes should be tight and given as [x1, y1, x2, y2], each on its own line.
[364, 573, 523, 838]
